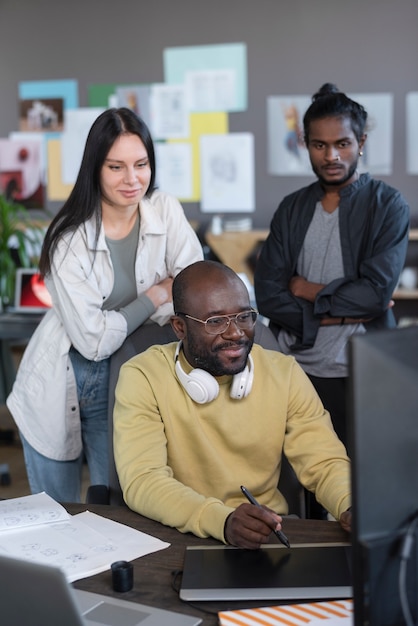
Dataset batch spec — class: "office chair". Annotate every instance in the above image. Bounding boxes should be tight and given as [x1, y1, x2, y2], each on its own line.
[86, 321, 307, 518]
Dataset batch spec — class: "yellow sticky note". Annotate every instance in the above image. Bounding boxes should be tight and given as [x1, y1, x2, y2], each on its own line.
[171, 111, 228, 201]
[47, 139, 73, 201]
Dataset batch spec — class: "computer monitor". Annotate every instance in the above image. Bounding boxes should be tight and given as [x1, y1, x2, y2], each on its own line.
[348, 326, 418, 626]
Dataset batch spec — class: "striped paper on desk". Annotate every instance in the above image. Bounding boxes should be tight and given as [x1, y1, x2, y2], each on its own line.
[218, 599, 353, 625]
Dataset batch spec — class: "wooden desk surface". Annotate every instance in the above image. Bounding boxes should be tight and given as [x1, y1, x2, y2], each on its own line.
[205, 230, 269, 280]
[68, 503, 350, 626]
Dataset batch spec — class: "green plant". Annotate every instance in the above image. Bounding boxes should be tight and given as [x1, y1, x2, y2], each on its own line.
[0, 194, 46, 310]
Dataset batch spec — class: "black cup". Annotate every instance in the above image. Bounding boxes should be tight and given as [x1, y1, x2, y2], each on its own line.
[111, 560, 134, 592]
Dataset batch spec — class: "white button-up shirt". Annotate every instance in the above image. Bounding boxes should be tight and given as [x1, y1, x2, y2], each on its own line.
[7, 191, 203, 460]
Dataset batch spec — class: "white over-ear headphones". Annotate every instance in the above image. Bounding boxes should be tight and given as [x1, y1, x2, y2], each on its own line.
[174, 341, 254, 404]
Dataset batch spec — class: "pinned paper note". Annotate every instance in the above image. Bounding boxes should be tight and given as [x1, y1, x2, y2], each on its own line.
[0, 493, 169, 582]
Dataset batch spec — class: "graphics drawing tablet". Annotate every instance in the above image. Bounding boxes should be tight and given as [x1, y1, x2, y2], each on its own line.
[180, 542, 352, 602]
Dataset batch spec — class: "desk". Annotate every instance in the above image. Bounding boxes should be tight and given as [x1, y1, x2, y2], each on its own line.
[0, 313, 43, 404]
[68, 503, 350, 626]
[205, 230, 269, 282]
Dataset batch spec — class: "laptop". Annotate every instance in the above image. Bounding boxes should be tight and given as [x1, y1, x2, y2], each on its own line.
[12, 267, 52, 313]
[180, 543, 352, 602]
[0, 553, 201, 626]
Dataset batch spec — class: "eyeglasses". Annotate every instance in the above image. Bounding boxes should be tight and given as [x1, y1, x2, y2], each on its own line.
[176, 309, 258, 335]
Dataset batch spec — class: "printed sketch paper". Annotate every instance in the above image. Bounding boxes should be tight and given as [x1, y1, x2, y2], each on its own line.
[155, 142, 193, 199]
[185, 68, 237, 112]
[150, 83, 189, 139]
[0, 494, 169, 583]
[61, 107, 105, 183]
[267, 95, 312, 176]
[0, 492, 70, 531]
[0, 137, 44, 209]
[166, 111, 229, 202]
[200, 133, 254, 212]
[349, 92, 393, 176]
[115, 84, 152, 129]
[164, 42, 247, 111]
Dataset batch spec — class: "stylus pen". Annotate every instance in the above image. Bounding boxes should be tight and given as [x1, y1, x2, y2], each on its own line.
[240, 485, 291, 548]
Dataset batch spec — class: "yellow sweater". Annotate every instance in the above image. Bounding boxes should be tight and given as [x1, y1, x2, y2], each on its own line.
[114, 343, 351, 542]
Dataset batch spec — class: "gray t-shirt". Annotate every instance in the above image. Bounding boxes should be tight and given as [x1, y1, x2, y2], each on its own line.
[278, 201, 364, 377]
[104, 213, 155, 334]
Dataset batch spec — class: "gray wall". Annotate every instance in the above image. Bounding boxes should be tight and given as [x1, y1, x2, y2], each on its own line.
[0, 0, 417, 228]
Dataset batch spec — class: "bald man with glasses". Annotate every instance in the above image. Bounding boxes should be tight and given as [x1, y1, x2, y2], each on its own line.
[113, 261, 351, 549]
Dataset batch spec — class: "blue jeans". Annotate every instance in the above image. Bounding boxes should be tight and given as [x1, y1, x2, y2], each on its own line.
[21, 347, 110, 503]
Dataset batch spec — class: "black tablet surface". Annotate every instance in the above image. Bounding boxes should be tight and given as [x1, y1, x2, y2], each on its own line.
[180, 543, 352, 601]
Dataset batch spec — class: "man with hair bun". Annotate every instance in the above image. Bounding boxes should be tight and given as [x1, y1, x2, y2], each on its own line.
[255, 83, 409, 460]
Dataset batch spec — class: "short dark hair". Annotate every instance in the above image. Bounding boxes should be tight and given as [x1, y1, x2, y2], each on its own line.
[303, 83, 368, 144]
[173, 260, 239, 315]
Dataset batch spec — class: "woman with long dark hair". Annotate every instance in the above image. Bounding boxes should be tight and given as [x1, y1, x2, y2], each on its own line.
[7, 108, 203, 502]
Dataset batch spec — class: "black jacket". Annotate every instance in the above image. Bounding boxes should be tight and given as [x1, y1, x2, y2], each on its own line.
[254, 174, 410, 349]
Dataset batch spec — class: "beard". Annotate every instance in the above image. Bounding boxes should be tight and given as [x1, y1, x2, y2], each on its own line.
[313, 159, 358, 187]
[187, 335, 254, 377]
